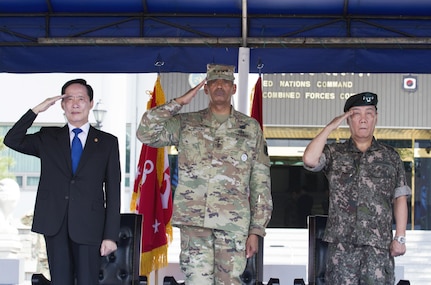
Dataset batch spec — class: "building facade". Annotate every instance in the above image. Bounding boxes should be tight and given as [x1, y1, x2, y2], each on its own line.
[1, 72, 430, 230]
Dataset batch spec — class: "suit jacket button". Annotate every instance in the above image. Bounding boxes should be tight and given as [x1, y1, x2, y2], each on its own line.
[65, 196, 69, 200]
[71, 180, 75, 184]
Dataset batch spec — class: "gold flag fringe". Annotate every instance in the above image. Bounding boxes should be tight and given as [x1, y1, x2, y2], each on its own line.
[130, 191, 138, 212]
[140, 243, 169, 277]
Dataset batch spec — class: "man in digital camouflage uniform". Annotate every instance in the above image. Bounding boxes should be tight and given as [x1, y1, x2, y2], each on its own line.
[302, 92, 411, 285]
[136, 64, 273, 285]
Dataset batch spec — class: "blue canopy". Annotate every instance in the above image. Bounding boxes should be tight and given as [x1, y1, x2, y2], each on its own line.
[1, 0, 431, 73]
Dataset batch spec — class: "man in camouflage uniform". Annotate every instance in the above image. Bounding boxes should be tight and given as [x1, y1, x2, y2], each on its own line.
[136, 64, 273, 285]
[302, 92, 411, 285]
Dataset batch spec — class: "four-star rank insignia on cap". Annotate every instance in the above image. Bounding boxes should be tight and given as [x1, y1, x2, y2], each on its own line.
[344, 92, 378, 112]
[362, 92, 376, 104]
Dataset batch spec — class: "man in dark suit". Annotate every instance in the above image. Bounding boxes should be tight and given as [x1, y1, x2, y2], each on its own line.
[4, 79, 121, 285]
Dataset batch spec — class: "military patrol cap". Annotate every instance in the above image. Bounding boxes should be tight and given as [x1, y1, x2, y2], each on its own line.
[206, 64, 235, 82]
[344, 92, 378, 112]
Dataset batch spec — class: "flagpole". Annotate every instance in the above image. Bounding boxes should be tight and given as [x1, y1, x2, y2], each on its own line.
[132, 57, 172, 285]
[257, 57, 264, 77]
[154, 55, 164, 285]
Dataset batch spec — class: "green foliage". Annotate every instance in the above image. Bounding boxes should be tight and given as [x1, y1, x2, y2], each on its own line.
[396, 147, 414, 162]
[0, 137, 15, 180]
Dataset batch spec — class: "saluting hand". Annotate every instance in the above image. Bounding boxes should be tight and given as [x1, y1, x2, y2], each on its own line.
[174, 79, 206, 106]
[32, 95, 65, 114]
[326, 111, 352, 132]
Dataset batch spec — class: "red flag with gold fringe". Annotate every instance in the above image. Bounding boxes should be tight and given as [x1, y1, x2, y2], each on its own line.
[251, 75, 263, 129]
[130, 74, 173, 276]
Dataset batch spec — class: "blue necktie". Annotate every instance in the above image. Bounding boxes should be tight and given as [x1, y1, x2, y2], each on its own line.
[71, 128, 83, 174]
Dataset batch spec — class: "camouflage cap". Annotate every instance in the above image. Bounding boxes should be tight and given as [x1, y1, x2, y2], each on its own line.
[206, 64, 235, 81]
[344, 92, 378, 112]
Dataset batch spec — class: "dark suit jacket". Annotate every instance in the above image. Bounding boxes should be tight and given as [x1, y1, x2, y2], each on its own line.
[4, 109, 121, 245]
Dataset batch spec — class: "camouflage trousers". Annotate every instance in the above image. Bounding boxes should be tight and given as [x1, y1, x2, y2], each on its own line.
[179, 225, 248, 285]
[326, 242, 395, 285]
